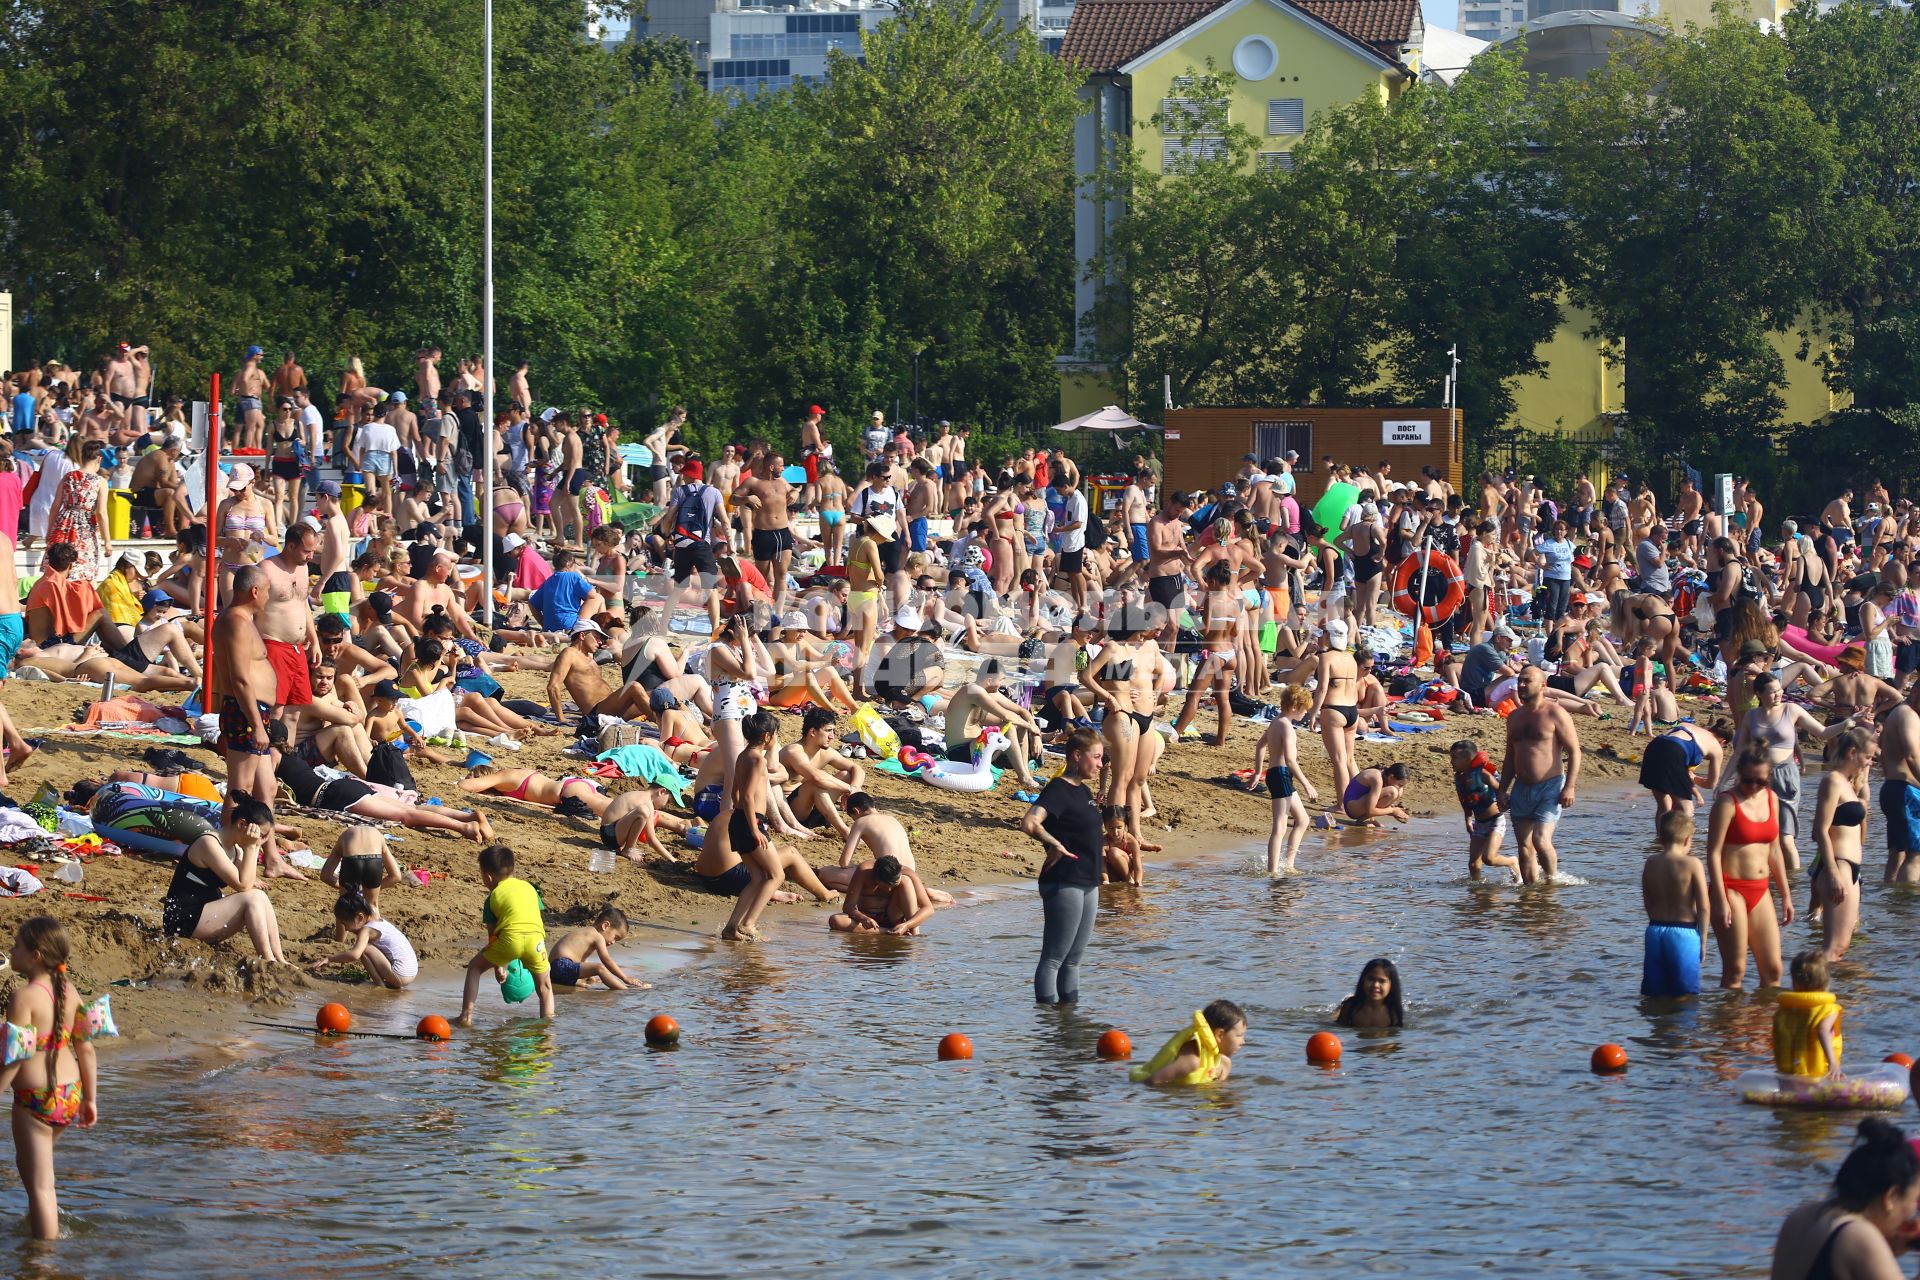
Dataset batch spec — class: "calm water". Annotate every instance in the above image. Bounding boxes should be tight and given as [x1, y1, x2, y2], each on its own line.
[31, 781, 1920, 1278]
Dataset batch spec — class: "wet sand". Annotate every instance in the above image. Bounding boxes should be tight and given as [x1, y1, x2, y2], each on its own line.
[0, 665, 1663, 1039]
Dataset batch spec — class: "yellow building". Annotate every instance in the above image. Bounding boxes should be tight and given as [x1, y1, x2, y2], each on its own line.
[1057, 0, 1422, 418]
[1057, 1, 1841, 438]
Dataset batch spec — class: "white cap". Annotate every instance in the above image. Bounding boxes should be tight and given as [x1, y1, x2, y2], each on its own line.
[571, 619, 606, 637]
[1325, 618, 1350, 649]
[894, 606, 923, 630]
[503, 532, 527, 552]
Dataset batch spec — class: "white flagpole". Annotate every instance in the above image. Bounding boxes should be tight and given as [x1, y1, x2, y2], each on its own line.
[481, 0, 496, 625]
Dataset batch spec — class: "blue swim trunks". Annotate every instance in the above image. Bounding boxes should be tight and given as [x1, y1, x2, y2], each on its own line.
[1507, 774, 1564, 825]
[1130, 522, 1149, 563]
[909, 516, 929, 553]
[550, 955, 582, 987]
[1880, 778, 1920, 855]
[1641, 921, 1702, 998]
[0, 614, 22, 679]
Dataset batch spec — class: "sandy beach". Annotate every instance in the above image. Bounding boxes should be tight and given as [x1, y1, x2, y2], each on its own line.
[0, 664, 1663, 1039]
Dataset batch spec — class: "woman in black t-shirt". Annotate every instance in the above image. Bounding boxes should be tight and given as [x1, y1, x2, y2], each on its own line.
[1022, 728, 1107, 1004]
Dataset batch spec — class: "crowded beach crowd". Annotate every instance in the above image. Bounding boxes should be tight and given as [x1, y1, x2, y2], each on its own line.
[2, 347, 1919, 1272]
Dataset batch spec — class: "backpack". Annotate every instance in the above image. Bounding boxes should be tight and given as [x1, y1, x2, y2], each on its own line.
[672, 483, 712, 543]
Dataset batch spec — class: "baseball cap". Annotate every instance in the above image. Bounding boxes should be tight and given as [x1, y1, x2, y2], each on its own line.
[370, 679, 402, 701]
[245, 345, 263, 358]
[366, 590, 395, 620]
[572, 619, 606, 637]
[683, 460, 704, 481]
[116, 342, 131, 353]
[807, 404, 824, 416]
[140, 588, 176, 611]
[392, 391, 407, 403]
[406, 522, 439, 541]
[1494, 627, 1519, 644]
[648, 687, 680, 714]
[1242, 453, 1259, 463]
[226, 463, 256, 490]
[595, 413, 608, 426]
[871, 410, 884, 420]
[311, 479, 341, 498]
[1325, 618, 1351, 648]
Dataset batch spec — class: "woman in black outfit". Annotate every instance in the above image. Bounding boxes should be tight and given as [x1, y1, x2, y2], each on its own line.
[1022, 728, 1107, 1004]
[1771, 1117, 1920, 1279]
[159, 794, 287, 963]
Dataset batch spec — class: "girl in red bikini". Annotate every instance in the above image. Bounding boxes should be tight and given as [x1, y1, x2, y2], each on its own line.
[1707, 744, 1795, 989]
[0, 917, 107, 1239]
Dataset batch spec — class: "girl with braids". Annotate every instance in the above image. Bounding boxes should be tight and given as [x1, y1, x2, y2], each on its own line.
[0, 917, 108, 1238]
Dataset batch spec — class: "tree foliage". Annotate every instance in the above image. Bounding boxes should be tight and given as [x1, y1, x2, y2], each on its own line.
[0, 0, 1080, 433]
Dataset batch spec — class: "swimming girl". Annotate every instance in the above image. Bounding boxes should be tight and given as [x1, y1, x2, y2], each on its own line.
[1132, 999, 1249, 1086]
[1335, 957, 1405, 1028]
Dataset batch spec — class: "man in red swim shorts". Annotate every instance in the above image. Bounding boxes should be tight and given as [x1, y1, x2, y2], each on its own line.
[258, 522, 320, 717]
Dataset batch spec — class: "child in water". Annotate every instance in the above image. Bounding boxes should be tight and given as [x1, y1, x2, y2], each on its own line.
[1449, 739, 1518, 881]
[1640, 809, 1708, 998]
[1133, 999, 1248, 1085]
[1775, 949, 1844, 1079]
[456, 845, 554, 1025]
[1335, 958, 1405, 1028]
[548, 907, 651, 990]
[0, 917, 105, 1239]
[312, 892, 419, 988]
[1101, 807, 1147, 887]
[1251, 685, 1319, 875]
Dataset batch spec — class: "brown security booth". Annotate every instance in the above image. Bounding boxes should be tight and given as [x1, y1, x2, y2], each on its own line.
[1162, 408, 1464, 496]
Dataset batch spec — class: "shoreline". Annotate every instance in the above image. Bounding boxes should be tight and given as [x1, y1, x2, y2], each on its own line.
[0, 667, 1662, 1043]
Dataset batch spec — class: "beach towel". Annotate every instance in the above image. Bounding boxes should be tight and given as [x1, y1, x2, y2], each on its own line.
[595, 743, 689, 804]
[402, 688, 458, 740]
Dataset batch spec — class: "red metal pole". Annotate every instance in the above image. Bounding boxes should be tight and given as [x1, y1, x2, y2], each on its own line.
[203, 373, 222, 703]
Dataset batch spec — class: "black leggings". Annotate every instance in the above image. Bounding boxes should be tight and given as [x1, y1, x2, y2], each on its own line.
[1035, 881, 1098, 1003]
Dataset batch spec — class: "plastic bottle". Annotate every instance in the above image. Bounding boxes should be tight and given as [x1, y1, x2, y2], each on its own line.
[54, 862, 84, 885]
[589, 847, 617, 874]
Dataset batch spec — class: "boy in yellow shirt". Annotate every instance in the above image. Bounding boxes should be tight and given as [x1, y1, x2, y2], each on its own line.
[455, 845, 555, 1025]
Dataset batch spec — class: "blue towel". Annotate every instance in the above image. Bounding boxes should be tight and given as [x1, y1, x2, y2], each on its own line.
[595, 743, 688, 804]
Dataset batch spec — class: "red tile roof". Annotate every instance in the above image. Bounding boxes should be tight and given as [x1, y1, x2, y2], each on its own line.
[1059, 0, 1416, 73]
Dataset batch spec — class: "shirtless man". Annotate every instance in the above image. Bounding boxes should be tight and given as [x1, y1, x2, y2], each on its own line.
[128, 438, 192, 535]
[1878, 683, 1920, 883]
[904, 459, 939, 559]
[290, 659, 374, 777]
[798, 405, 827, 510]
[259, 523, 321, 726]
[508, 361, 532, 412]
[736, 451, 797, 614]
[212, 566, 299, 877]
[710, 445, 744, 527]
[416, 347, 442, 407]
[273, 352, 307, 400]
[309, 481, 355, 614]
[386, 393, 418, 463]
[1145, 490, 1193, 644]
[1121, 469, 1153, 569]
[235, 345, 270, 451]
[944, 663, 1043, 789]
[398, 549, 478, 639]
[821, 793, 954, 909]
[546, 621, 625, 722]
[316, 613, 398, 683]
[779, 707, 866, 837]
[828, 854, 938, 935]
[1498, 665, 1582, 884]
[105, 342, 153, 439]
[555, 417, 584, 545]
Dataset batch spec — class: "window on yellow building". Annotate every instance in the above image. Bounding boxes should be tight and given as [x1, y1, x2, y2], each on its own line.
[1267, 99, 1305, 134]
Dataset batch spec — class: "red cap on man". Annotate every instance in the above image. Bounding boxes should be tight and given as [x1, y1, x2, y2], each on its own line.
[683, 460, 704, 481]
[807, 404, 824, 417]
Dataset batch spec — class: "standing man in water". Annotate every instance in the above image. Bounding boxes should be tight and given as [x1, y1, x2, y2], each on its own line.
[1878, 683, 1920, 884]
[1498, 665, 1581, 884]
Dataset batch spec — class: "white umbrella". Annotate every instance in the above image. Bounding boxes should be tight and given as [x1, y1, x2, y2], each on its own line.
[1050, 405, 1162, 433]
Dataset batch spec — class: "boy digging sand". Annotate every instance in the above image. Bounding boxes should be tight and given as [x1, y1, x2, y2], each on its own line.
[549, 907, 653, 990]
[457, 844, 554, 1024]
[828, 854, 937, 935]
[1640, 808, 1709, 998]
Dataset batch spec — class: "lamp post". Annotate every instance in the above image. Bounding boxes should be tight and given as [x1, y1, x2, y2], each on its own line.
[480, 0, 496, 624]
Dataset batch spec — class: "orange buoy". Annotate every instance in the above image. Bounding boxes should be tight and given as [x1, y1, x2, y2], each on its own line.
[416, 1015, 453, 1043]
[1591, 1043, 1629, 1073]
[938, 1033, 974, 1061]
[1097, 1029, 1132, 1060]
[315, 1002, 352, 1035]
[645, 1015, 681, 1047]
[1884, 1052, 1914, 1069]
[1306, 1031, 1342, 1066]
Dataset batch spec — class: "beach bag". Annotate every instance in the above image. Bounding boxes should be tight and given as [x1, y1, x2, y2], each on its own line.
[367, 741, 416, 792]
[598, 722, 649, 752]
[848, 705, 900, 759]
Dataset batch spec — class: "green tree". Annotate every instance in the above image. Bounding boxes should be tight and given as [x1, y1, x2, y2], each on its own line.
[1540, 8, 1842, 472]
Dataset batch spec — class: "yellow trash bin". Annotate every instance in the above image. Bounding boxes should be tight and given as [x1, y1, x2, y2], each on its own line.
[108, 490, 133, 541]
[341, 483, 365, 517]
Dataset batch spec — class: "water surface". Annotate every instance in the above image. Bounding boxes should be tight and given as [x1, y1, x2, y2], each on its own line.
[36, 783, 1920, 1277]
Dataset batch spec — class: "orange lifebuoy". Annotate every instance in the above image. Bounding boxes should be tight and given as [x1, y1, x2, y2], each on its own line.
[1393, 550, 1466, 625]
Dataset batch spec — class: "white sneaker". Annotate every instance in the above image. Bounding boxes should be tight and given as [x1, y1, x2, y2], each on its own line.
[488, 734, 523, 752]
